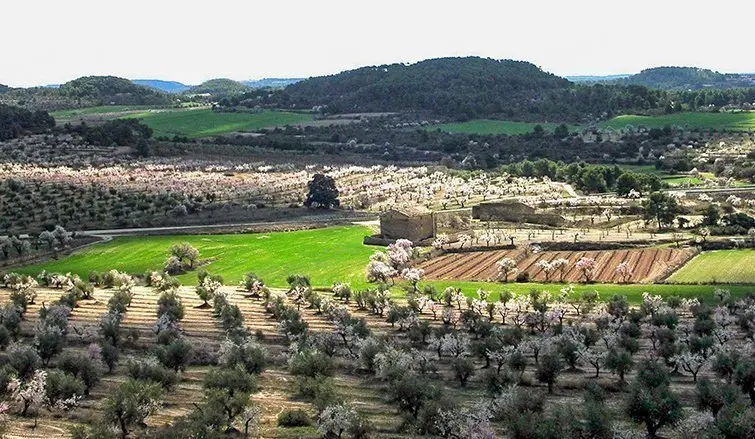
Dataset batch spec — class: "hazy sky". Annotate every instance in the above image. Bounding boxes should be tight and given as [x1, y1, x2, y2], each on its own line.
[3, 0, 754, 87]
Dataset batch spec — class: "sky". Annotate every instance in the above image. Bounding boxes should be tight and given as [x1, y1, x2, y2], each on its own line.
[2, 0, 754, 87]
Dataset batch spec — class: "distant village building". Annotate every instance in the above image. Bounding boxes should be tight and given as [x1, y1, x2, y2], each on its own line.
[380, 208, 436, 243]
[472, 199, 566, 227]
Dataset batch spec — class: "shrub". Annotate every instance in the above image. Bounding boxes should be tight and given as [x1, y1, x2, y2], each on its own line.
[7, 343, 41, 379]
[217, 338, 268, 374]
[153, 337, 193, 372]
[0, 364, 16, 397]
[45, 370, 86, 408]
[107, 290, 133, 315]
[626, 360, 682, 439]
[57, 351, 102, 395]
[125, 356, 177, 389]
[451, 357, 475, 387]
[35, 323, 65, 365]
[295, 376, 337, 410]
[0, 304, 22, 339]
[103, 379, 163, 439]
[88, 271, 103, 286]
[157, 291, 184, 322]
[289, 348, 334, 378]
[99, 312, 123, 347]
[0, 325, 10, 350]
[483, 367, 514, 396]
[204, 365, 258, 396]
[277, 409, 311, 427]
[100, 342, 119, 373]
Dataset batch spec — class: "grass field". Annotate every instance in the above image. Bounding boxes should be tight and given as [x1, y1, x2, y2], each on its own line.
[667, 249, 755, 284]
[601, 112, 755, 131]
[51, 105, 160, 119]
[124, 108, 313, 138]
[14, 226, 755, 304]
[16, 226, 376, 288]
[617, 165, 723, 187]
[431, 120, 578, 135]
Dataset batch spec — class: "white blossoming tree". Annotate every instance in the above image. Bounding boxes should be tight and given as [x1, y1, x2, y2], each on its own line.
[496, 257, 518, 283]
[576, 257, 596, 283]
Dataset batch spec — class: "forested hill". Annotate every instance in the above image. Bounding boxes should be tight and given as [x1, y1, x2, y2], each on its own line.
[272, 57, 668, 122]
[619, 67, 755, 90]
[58, 76, 173, 105]
[0, 76, 173, 111]
[187, 79, 250, 95]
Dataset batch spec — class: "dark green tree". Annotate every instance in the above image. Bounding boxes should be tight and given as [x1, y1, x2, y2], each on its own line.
[626, 360, 682, 439]
[642, 192, 680, 229]
[304, 174, 340, 209]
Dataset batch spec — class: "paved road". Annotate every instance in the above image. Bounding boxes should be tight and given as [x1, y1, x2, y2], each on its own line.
[77, 214, 378, 237]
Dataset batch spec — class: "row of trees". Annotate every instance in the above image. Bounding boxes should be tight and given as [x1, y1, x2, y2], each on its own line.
[269, 268, 755, 438]
[3, 264, 755, 438]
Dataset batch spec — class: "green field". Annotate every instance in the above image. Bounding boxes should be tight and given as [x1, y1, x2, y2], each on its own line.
[124, 109, 313, 138]
[617, 165, 725, 187]
[14, 226, 755, 303]
[667, 249, 755, 284]
[52, 105, 160, 119]
[16, 226, 376, 288]
[601, 112, 755, 131]
[432, 120, 578, 135]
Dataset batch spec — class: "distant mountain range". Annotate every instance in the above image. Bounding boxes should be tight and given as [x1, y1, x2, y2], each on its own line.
[617, 67, 755, 90]
[566, 74, 630, 83]
[3, 60, 755, 116]
[569, 68, 755, 90]
[132, 80, 190, 93]
[130, 78, 304, 94]
[241, 78, 304, 88]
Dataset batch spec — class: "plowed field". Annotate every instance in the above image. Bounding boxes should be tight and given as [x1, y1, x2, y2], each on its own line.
[418, 247, 697, 283]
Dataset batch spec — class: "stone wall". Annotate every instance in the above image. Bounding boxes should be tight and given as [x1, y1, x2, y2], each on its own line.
[380, 211, 435, 242]
[472, 201, 566, 227]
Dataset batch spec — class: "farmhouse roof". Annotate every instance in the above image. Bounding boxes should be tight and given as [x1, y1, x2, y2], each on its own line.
[381, 206, 432, 217]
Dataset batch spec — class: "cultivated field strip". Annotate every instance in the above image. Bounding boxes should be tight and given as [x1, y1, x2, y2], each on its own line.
[418, 248, 698, 283]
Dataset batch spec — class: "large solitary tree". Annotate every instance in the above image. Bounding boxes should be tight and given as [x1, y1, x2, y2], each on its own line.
[304, 174, 339, 209]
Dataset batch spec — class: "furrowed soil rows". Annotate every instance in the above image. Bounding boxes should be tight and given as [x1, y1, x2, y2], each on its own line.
[418, 248, 697, 283]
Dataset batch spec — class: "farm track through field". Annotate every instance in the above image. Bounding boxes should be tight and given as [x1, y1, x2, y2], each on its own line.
[418, 248, 698, 284]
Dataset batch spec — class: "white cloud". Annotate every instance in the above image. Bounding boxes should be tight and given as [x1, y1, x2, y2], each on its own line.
[2, 0, 753, 87]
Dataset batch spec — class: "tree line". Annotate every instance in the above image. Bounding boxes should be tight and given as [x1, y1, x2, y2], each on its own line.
[0, 104, 54, 141]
